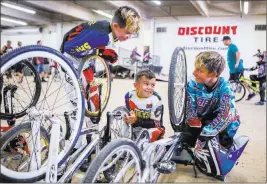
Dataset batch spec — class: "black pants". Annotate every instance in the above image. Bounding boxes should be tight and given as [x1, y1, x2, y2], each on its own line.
[229, 71, 243, 81]
[183, 112, 233, 149]
[14, 63, 24, 73]
[250, 75, 266, 101]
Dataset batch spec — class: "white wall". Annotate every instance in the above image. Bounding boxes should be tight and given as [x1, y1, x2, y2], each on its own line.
[1, 25, 58, 49]
[153, 15, 266, 78]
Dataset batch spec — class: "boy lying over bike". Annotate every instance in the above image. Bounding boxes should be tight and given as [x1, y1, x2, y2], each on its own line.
[244, 54, 266, 105]
[123, 69, 165, 142]
[60, 6, 140, 172]
[185, 51, 242, 180]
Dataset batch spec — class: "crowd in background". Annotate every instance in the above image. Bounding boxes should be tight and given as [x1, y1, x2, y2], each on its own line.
[1, 40, 51, 83]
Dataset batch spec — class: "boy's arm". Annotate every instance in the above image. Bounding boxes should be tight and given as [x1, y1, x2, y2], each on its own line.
[200, 84, 237, 137]
[246, 65, 258, 71]
[231, 44, 240, 68]
[125, 92, 131, 111]
[148, 99, 164, 127]
[186, 81, 202, 127]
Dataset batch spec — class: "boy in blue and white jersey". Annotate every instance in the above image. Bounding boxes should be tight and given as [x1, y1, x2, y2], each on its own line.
[186, 51, 240, 149]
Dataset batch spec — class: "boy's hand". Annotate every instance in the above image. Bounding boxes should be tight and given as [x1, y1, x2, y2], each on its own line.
[98, 49, 118, 64]
[123, 111, 137, 124]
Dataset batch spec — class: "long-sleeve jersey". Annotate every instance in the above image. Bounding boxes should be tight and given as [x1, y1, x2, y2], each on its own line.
[60, 20, 118, 57]
[186, 77, 240, 136]
[125, 90, 163, 129]
[130, 50, 141, 58]
[247, 61, 266, 78]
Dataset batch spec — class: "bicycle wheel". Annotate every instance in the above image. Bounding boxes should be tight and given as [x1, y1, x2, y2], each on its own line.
[78, 55, 111, 117]
[0, 60, 41, 120]
[168, 47, 187, 132]
[0, 122, 49, 183]
[0, 45, 84, 182]
[109, 106, 131, 139]
[82, 139, 143, 183]
[230, 81, 246, 102]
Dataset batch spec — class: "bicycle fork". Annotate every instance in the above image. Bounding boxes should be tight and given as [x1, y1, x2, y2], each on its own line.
[3, 85, 18, 125]
[27, 107, 61, 182]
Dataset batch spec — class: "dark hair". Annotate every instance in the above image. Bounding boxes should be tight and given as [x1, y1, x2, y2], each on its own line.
[195, 51, 226, 77]
[37, 40, 41, 44]
[135, 69, 155, 82]
[222, 36, 231, 41]
[112, 6, 140, 33]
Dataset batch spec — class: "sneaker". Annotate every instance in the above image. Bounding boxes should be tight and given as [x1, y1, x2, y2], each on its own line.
[255, 101, 265, 105]
[246, 93, 255, 100]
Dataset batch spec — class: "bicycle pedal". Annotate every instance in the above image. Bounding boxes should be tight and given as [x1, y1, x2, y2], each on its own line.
[157, 160, 176, 174]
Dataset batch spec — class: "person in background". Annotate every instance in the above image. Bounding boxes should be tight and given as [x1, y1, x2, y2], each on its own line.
[223, 36, 242, 81]
[130, 46, 141, 64]
[143, 46, 152, 64]
[1, 40, 13, 55]
[1, 40, 13, 79]
[33, 40, 48, 82]
[244, 54, 266, 105]
[15, 41, 25, 83]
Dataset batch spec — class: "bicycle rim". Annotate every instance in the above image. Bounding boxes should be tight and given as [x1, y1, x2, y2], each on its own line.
[168, 47, 187, 131]
[78, 55, 111, 117]
[230, 81, 246, 102]
[0, 61, 41, 120]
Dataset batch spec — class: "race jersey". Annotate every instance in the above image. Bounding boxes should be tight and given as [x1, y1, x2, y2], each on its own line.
[60, 20, 118, 57]
[125, 90, 163, 128]
[130, 50, 141, 58]
[186, 77, 240, 137]
[248, 61, 266, 78]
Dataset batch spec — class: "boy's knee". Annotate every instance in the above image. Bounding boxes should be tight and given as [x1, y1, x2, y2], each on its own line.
[148, 127, 165, 142]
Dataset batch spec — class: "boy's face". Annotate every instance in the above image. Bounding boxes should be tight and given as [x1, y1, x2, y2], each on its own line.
[193, 65, 216, 84]
[134, 76, 156, 98]
[112, 23, 131, 41]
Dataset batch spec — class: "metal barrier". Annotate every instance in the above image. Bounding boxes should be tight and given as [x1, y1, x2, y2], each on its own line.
[118, 47, 161, 70]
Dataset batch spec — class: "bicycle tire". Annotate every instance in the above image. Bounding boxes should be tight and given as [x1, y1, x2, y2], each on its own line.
[82, 138, 143, 183]
[0, 61, 41, 120]
[168, 47, 187, 132]
[109, 106, 131, 139]
[0, 45, 84, 182]
[0, 122, 49, 183]
[78, 55, 111, 117]
[230, 81, 246, 102]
